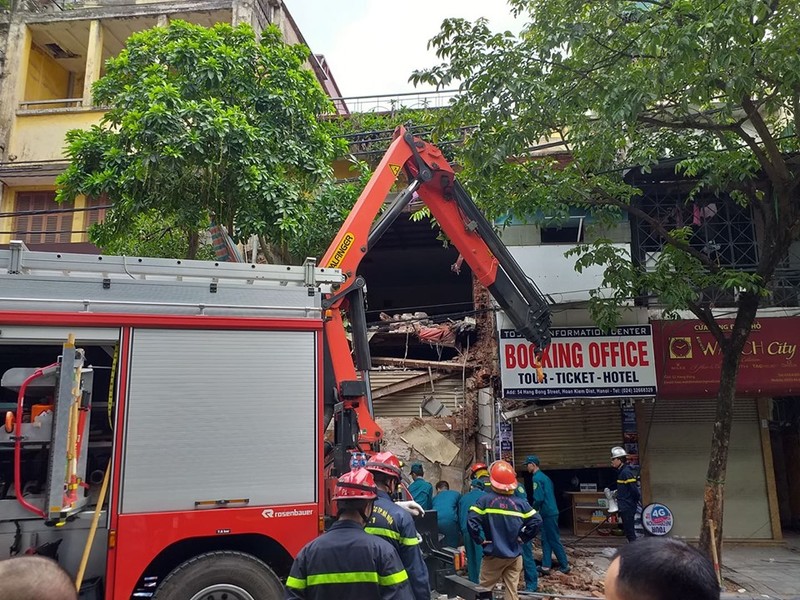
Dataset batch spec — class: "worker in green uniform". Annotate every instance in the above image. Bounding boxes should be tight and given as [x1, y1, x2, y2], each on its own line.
[432, 480, 461, 547]
[458, 478, 486, 583]
[526, 455, 570, 575]
[513, 476, 539, 592]
[407, 463, 433, 511]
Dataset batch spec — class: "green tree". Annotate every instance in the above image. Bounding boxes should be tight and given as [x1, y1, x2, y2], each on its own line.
[57, 20, 343, 261]
[414, 0, 800, 559]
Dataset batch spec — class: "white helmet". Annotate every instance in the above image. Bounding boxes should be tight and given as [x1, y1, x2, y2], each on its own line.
[610, 446, 628, 460]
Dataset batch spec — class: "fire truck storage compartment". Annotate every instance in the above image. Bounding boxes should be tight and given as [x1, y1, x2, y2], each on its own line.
[0, 327, 117, 576]
[121, 328, 318, 513]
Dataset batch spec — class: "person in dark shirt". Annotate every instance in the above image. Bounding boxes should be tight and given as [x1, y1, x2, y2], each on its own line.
[432, 480, 461, 547]
[458, 478, 486, 583]
[407, 463, 433, 511]
[610, 446, 640, 542]
[468, 460, 542, 599]
[286, 469, 413, 600]
[604, 537, 720, 600]
[365, 452, 430, 600]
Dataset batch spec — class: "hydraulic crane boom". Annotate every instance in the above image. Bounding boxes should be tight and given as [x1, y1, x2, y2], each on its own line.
[321, 126, 551, 473]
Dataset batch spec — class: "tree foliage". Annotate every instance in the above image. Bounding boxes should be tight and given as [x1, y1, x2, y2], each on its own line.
[413, 0, 800, 558]
[57, 20, 345, 260]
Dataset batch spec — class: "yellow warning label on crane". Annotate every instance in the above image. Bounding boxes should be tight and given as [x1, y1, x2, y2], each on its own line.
[327, 232, 355, 269]
[389, 164, 401, 177]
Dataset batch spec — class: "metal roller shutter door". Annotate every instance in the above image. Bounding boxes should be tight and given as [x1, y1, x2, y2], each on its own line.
[121, 328, 318, 513]
[641, 398, 771, 539]
[512, 403, 623, 469]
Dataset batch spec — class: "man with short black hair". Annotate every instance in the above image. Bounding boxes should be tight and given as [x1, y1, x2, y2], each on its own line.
[432, 480, 461, 547]
[0, 555, 77, 600]
[407, 463, 433, 511]
[603, 537, 720, 600]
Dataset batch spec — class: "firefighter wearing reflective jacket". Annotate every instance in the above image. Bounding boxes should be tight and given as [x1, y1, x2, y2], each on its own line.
[468, 461, 542, 600]
[285, 469, 413, 600]
[365, 452, 430, 600]
[611, 446, 640, 543]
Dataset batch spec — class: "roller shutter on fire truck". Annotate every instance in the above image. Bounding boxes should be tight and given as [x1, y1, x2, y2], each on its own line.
[120, 328, 318, 513]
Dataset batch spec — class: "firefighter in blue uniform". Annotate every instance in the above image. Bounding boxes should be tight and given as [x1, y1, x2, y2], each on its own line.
[365, 452, 430, 600]
[458, 477, 486, 583]
[611, 446, 640, 542]
[470, 462, 492, 491]
[407, 463, 433, 511]
[513, 476, 539, 592]
[468, 461, 542, 600]
[286, 469, 413, 600]
[526, 455, 570, 574]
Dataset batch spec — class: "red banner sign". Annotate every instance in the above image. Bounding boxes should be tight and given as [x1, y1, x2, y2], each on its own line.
[652, 317, 800, 397]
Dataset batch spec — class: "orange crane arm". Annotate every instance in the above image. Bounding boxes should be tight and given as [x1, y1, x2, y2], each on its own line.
[322, 126, 551, 469]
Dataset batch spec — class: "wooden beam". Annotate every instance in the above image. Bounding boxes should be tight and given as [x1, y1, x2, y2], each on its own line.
[757, 398, 783, 541]
[372, 356, 474, 371]
[372, 371, 450, 400]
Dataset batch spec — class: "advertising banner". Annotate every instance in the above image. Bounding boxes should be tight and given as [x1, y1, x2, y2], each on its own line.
[499, 324, 657, 399]
[494, 421, 514, 466]
[652, 317, 800, 397]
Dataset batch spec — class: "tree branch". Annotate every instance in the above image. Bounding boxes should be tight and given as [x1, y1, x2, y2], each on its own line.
[741, 95, 791, 183]
[638, 115, 739, 133]
[686, 299, 729, 348]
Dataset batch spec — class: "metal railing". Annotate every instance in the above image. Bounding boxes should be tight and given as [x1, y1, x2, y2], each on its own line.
[326, 89, 459, 116]
[18, 98, 85, 110]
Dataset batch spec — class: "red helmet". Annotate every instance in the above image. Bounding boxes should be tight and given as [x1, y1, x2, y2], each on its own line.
[489, 460, 517, 493]
[470, 462, 489, 477]
[332, 468, 378, 501]
[365, 451, 402, 479]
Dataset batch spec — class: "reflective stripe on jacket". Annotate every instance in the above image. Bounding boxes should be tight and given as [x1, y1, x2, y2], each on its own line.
[615, 463, 640, 512]
[467, 490, 542, 559]
[367, 490, 430, 600]
[285, 519, 413, 600]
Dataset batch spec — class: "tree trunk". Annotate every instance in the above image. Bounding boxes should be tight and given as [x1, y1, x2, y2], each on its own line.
[187, 230, 199, 260]
[698, 292, 760, 563]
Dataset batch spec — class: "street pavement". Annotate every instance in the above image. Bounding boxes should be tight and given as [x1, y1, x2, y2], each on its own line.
[546, 532, 800, 599]
[719, 533, 800, 599]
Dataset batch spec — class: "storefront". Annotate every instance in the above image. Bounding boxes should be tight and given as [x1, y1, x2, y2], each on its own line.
[498, 320, 656, 535]
[499, 314, 799, 540]
[648, 316, 800, 541]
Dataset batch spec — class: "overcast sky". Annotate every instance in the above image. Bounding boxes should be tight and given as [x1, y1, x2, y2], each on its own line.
[284, 0, 520, 98]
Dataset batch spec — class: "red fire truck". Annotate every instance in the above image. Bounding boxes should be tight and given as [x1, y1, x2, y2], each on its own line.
[0, 127, 550, 599]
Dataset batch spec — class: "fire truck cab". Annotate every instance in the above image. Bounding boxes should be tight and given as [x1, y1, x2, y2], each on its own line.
[0, 242, 342, 599]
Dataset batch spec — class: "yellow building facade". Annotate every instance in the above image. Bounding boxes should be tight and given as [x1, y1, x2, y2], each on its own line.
[0, 0, 342, 251]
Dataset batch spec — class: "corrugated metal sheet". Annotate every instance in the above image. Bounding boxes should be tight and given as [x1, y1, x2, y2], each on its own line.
[643, 397, 757, 422]
[512, 403, 623, 469]
[640, 398, 771, 539]
[371, 369, 465, 418]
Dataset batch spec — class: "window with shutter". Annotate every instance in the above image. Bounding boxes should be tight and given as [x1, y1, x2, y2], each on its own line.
[13, 191, 74, 244]
[85, 196, 107, 229]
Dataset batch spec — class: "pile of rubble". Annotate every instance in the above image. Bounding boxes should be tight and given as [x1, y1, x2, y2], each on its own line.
[373, 312, 476, 349]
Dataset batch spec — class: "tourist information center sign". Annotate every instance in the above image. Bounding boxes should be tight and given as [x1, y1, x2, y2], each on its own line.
[499, 323, 658, 400]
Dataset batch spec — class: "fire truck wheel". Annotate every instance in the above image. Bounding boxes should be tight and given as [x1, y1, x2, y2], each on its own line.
[153, 550, 283, 600]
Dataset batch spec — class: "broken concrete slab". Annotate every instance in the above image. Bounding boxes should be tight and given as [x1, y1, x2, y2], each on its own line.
[401, 421, 460, 465]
